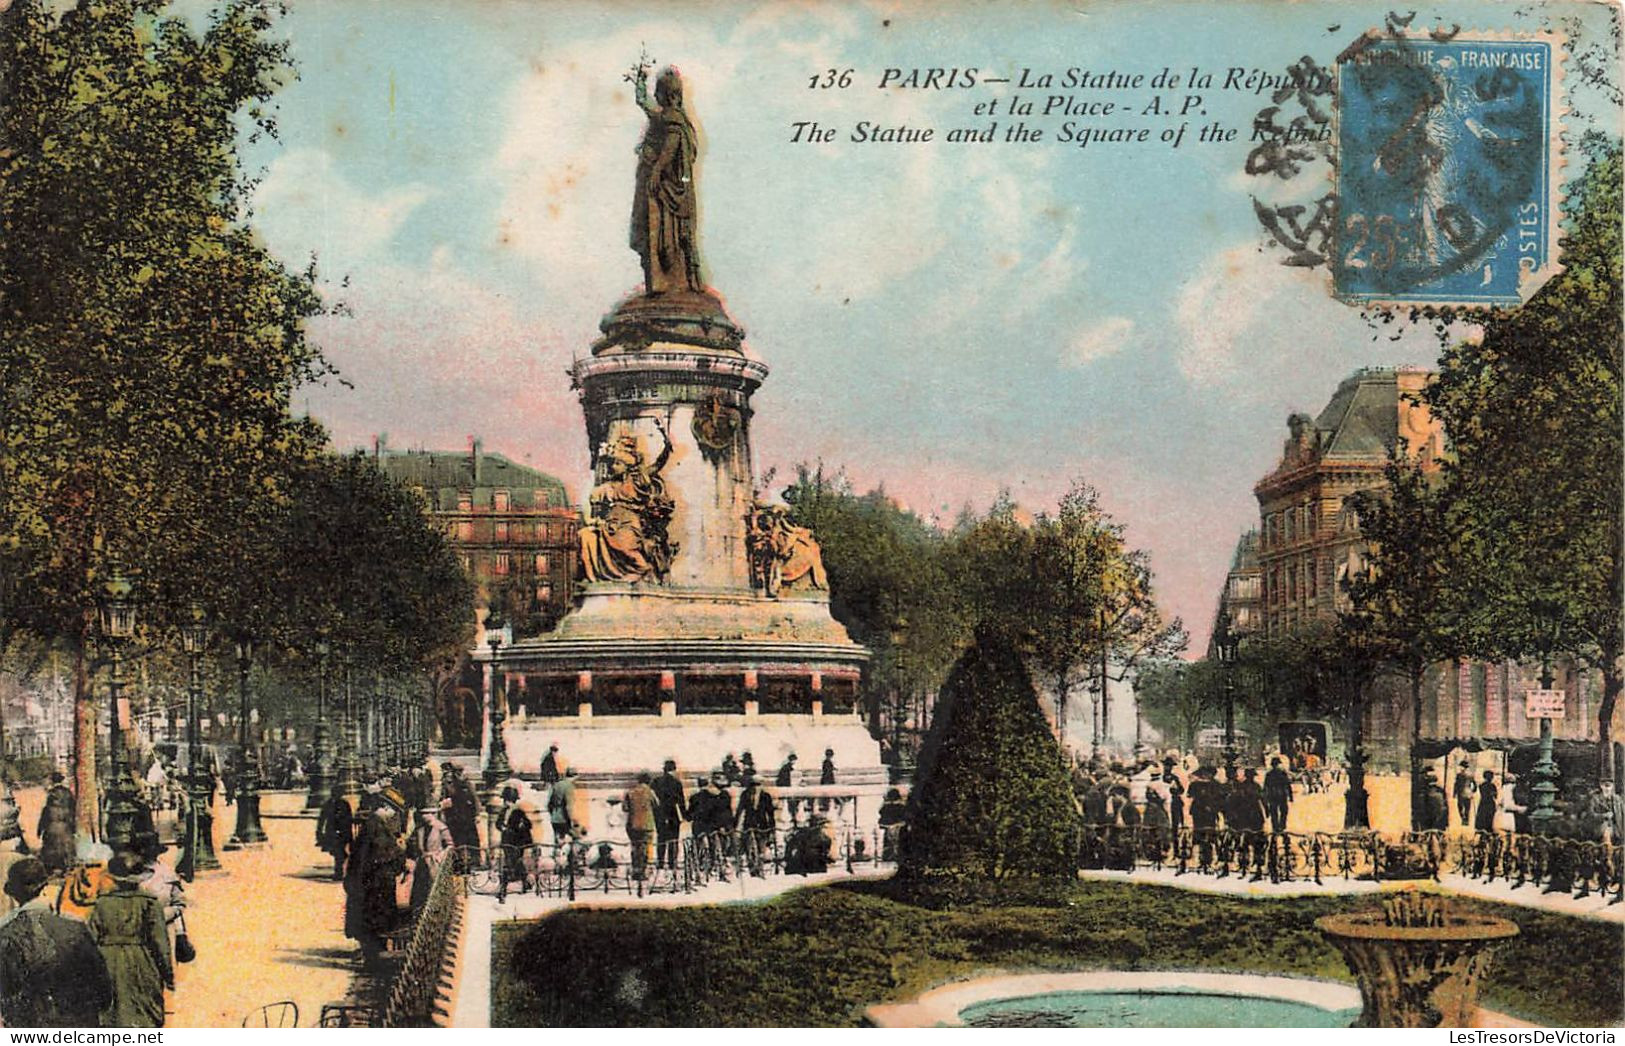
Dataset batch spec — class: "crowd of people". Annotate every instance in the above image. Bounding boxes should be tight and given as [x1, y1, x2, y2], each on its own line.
[314, 763, 472, 965]
[476, 745, 858, 894]
[1070, 753, 1299, 873]
[1425, 762, 1622, 843]
[0, 774, 185, 1028]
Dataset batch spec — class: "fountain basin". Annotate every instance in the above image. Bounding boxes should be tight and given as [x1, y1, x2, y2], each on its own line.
[866, 972, 1363, 1028]
[1316, 904, 1519, 1027]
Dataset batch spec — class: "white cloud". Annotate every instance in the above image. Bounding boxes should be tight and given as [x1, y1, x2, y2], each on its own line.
[486, 9, 1072, 332]
[1174, 244, 1321, 385]
[1067, 316, 1134, 365]
[253, 148, 430, 270]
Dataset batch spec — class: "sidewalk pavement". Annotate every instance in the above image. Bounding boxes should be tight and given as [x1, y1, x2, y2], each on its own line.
[1075, 866, 1624, 922]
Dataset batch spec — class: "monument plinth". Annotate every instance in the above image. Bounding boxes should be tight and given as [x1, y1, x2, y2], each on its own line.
[491, 62, 875, 785]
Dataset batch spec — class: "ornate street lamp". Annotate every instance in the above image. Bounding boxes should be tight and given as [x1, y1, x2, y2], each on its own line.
[367, 676, 382, 775]
[304, 638, 335, 811]
[177, 603, 221, 878]
[1215, 611, 1240, 780]
[335, 655, 363, 802]
[482, 606, 512, 792]
[1529, 597, 1567, 835]
[224, 636, 268, 849]
[98, 566, 142, 852]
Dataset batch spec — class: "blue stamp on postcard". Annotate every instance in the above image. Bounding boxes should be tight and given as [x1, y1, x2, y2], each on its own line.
[1334, 33, 1562, 307]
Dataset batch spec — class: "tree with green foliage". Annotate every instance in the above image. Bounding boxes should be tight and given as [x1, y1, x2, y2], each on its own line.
[1135, 658, 1224, 752]
[899, 628, 1081, 882]
[1345, 446, 1459, 825]
[1423, 140, 1622, 784]
[0, 0, 331, 834]
[781, 464, 967, 747]
[277, 453, 474, 674]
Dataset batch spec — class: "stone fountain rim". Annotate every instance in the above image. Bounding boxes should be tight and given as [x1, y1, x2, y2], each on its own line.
[1315, 912, 1521, 942]
[865, 970, 1365, 1028]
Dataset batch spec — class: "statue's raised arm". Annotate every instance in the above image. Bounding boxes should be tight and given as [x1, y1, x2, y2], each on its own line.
[629, 64, 704, 296]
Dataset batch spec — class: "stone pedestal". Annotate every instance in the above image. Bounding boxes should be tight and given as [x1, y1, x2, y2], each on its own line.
[490, 292, 873, 779]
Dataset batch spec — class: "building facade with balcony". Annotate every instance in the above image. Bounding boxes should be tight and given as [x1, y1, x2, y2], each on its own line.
[1249, 368, 1605, 777]
[376, 439, 579, 631]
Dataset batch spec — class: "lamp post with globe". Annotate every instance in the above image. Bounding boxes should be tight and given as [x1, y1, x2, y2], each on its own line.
[305, 637, 335, 811]
[177, 603, 221, 877]
[224, 636, 268, 849]
[482, 606, 512, 792]
[98, 566, 142, 853]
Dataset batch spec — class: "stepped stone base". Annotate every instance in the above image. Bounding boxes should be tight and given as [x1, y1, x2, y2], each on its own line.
[499, 714, 882, 785]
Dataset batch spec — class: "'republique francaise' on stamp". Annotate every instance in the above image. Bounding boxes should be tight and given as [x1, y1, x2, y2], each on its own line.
[1332, 30, 1565, 309]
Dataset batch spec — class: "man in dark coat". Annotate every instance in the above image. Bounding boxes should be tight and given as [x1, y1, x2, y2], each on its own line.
[1475, 770, 1500, 833]
[1187, 766, 1224, 870]
[776, 754, 799, 819]
[734, 774, 776, 876]
[686, 775, 715, 855]
[441, 765, 481, 851]
[1420, 769, 1450, 831]
[1228, 768, 1268, 876]
[1141, 791, 1171, 863]
[877, 787, 906, 862]
[346, 808, 404, 963]
[496, 786, 534, 891]
[37, 773, 76, 876]
[695, 773, 734, 879]
[1263, 756, 1293, 834]
[0, 857, 114, 1027]
[538, 744, 562, 786]
[1084, 779, 1111, 827]
[651, 759, 688, 870]
[315, 792, 354, 880]
[820, 749, 837, 785]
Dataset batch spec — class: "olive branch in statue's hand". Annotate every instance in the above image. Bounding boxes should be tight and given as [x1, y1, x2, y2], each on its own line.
[623, 45, 653, 85]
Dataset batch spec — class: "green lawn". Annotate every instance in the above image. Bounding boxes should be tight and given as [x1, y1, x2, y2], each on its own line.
[490, 879, 1623, 1028]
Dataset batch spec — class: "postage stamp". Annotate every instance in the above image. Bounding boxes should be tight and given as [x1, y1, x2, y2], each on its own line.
[1332, 31, 1565, 308]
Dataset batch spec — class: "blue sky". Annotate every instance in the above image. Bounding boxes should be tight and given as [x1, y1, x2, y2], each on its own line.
[225, 0, 1619, 653]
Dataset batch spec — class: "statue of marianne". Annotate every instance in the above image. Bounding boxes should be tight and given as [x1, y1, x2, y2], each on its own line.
[630, 64, 705, 296]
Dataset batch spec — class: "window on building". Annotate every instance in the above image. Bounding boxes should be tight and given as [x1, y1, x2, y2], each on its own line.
[1306, 558, 1318, 598]
[1286, 512, 1295, 542]
[458, 553, 472, 573]
[456, 520, 473, 542]
[536, 584, 552, 603]
[536, 489, 549, 508]
[495, 553, 510, 576]
[457, 491, 473, 513]
[494, 489, 510, 511]
[495, 521, 509, 542]
[534, 553, 549, 574]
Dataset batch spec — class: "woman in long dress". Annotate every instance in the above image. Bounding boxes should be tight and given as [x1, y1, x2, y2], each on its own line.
[88, 852, 173, 1027]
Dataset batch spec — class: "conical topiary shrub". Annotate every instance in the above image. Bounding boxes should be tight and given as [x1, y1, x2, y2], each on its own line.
[899, 627, 1082, 882]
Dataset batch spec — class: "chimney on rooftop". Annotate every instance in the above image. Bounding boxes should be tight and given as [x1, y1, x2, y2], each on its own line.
[469, 435, 482, 486]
